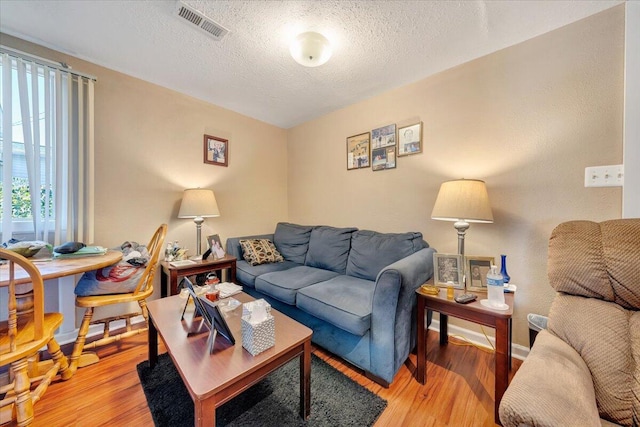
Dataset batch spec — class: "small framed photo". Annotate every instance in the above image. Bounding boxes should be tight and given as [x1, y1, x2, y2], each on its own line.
[466, 256, 495, 292]
[433, 253, 464, 289]
[371, 124, 396, 149]
[397, 122, 422, 156]
[204, 134, 228, 167]
[346, 132, 370, 170]
[207, 234, 226, 259]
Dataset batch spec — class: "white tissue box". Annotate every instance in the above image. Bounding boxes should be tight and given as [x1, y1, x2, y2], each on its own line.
[241, 314, 275, 356]
[242, 299, 272, 317]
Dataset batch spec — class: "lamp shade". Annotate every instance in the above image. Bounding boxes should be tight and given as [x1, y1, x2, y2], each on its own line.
[290, 31, 332, 67]
[431, 179, 493, 223]
[178, 188, 220, 218]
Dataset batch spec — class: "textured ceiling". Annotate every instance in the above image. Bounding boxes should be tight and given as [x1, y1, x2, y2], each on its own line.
[0, 0, 623, 128]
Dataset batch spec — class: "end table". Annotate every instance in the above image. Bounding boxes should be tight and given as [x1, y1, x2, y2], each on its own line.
[160, 255, 237, 297]
[416, 286, 514, 425]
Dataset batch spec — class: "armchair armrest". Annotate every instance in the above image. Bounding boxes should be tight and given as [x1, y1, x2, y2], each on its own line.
[499, 330, 601, 427]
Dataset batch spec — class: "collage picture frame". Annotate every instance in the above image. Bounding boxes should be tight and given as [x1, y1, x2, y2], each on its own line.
[346, 132, 371, 170]
[433, 253, 464, 289]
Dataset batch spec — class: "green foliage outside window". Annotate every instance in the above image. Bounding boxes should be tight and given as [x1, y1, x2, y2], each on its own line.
[0, 178, 54, 220]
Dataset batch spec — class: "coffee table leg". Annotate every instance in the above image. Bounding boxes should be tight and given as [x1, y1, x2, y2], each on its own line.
[195, 398, 216, 427]
[300, 340, 311, 420]
[148, 316, 158, 368]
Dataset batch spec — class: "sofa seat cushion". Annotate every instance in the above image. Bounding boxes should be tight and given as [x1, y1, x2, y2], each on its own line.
[346, 230, 427, 281]
[273, 223, 313, 264]
[255, 266, 340, 305]
[236, 259, 300, 288]
[296, 276, 374, 337]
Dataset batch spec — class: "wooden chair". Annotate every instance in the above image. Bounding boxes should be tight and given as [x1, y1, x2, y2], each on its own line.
[67, 224, 167, 376]
[0, 249, 69, 426]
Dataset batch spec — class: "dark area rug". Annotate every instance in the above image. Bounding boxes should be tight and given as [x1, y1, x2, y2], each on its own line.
[137, 353, 387, 427]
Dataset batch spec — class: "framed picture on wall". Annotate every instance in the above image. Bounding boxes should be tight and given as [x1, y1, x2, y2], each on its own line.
[204, 134, 228, 167]
[397, 122, 422, 156]
[371, 124, 397, 171]
[465, 256, 495, 292]
[346, 132, 370, 170]
[433, 253, 464, 289]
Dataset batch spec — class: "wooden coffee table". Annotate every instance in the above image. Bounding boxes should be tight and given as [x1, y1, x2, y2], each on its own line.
[147, 292, 312, 426]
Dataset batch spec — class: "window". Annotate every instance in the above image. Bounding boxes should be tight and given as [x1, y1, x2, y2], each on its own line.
[0, 47, 96, 244]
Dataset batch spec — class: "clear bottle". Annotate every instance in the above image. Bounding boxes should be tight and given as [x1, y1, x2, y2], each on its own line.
[486, 265, 505, 307]
[165, 243, 173, 262]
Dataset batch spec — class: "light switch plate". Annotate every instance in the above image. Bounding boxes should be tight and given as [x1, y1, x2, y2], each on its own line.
[584, 165, 624, 187]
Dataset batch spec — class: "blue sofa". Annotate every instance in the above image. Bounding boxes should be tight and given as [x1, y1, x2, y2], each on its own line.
[226, 222, 435, 386]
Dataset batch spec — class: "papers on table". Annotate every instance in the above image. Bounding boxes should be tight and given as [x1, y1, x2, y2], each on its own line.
[169, 259, 197, 267]
[53, 246, 108, 258]
[216, 282, 242, 298]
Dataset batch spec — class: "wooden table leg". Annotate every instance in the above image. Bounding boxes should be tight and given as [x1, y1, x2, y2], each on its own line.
[494, 317, 510, 426]
[195, 398, 216, 427]
[439, 313, 449, 345]
[148, 316, 158, 369]
[300, 340, 311, 419]
[416, 295, 426, 384]
[161, 268, 168, 298]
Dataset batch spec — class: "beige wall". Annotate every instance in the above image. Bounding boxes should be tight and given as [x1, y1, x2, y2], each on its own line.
[287, 6, 625, 347]
[1, 33, 289, 321]
[1, 4, 625, 347]
[1, 34, 288, 248]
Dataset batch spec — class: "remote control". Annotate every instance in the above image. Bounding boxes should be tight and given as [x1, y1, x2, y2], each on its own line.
[454, 293, 477, 304]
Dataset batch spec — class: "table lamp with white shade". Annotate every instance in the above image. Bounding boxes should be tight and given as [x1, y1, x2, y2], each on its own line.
[178, 188, 220, 259]
[431, 178, 493, 257]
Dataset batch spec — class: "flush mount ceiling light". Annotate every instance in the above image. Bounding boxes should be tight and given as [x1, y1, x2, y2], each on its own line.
[290, 31, 332, 67]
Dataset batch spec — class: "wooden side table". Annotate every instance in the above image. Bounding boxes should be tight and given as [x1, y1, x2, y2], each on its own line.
[160, 255, 237, 297]
[416, 287, 514, 425]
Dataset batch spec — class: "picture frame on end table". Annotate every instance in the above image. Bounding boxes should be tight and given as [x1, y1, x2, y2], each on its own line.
[433, 253, 464, 289]
[397, 122, 422, 156]
[465, 256, 495, 292]
[346, 132, 371, 170]
[207, 234, 226, 260]
[204, 134, 228, 167]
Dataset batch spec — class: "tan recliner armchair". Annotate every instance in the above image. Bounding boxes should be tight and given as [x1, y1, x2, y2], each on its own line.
[500, 219, 640, 427]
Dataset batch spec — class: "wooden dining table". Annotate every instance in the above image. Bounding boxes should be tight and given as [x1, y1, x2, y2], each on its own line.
[0, 250, 123, 339]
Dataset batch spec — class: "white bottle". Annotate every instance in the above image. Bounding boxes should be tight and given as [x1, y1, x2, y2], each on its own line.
[486, 265, 505, 308]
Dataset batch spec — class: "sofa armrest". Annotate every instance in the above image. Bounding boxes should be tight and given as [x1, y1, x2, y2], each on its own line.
[499, 329, 601, 427]
[225, 233, 274, 261]
[369, 247, 436, 381]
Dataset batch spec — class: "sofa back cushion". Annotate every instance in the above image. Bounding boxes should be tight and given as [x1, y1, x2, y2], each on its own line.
[346, 230, 427, 281]
[305, 226, 358, 274]
[273, 222, 313, 264]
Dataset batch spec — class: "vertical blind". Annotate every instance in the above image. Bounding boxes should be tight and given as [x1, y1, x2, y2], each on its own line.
[0, 48, 96, 245]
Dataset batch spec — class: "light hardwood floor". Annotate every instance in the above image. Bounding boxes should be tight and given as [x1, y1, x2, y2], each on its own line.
[16, 327, 521, 426]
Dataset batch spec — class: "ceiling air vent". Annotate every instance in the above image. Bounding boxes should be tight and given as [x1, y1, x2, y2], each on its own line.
[175, 1, 229, 41]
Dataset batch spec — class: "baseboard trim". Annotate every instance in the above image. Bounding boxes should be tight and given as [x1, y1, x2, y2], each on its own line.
[55, 315, 146, 346]
[429, 319, 529, 361]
